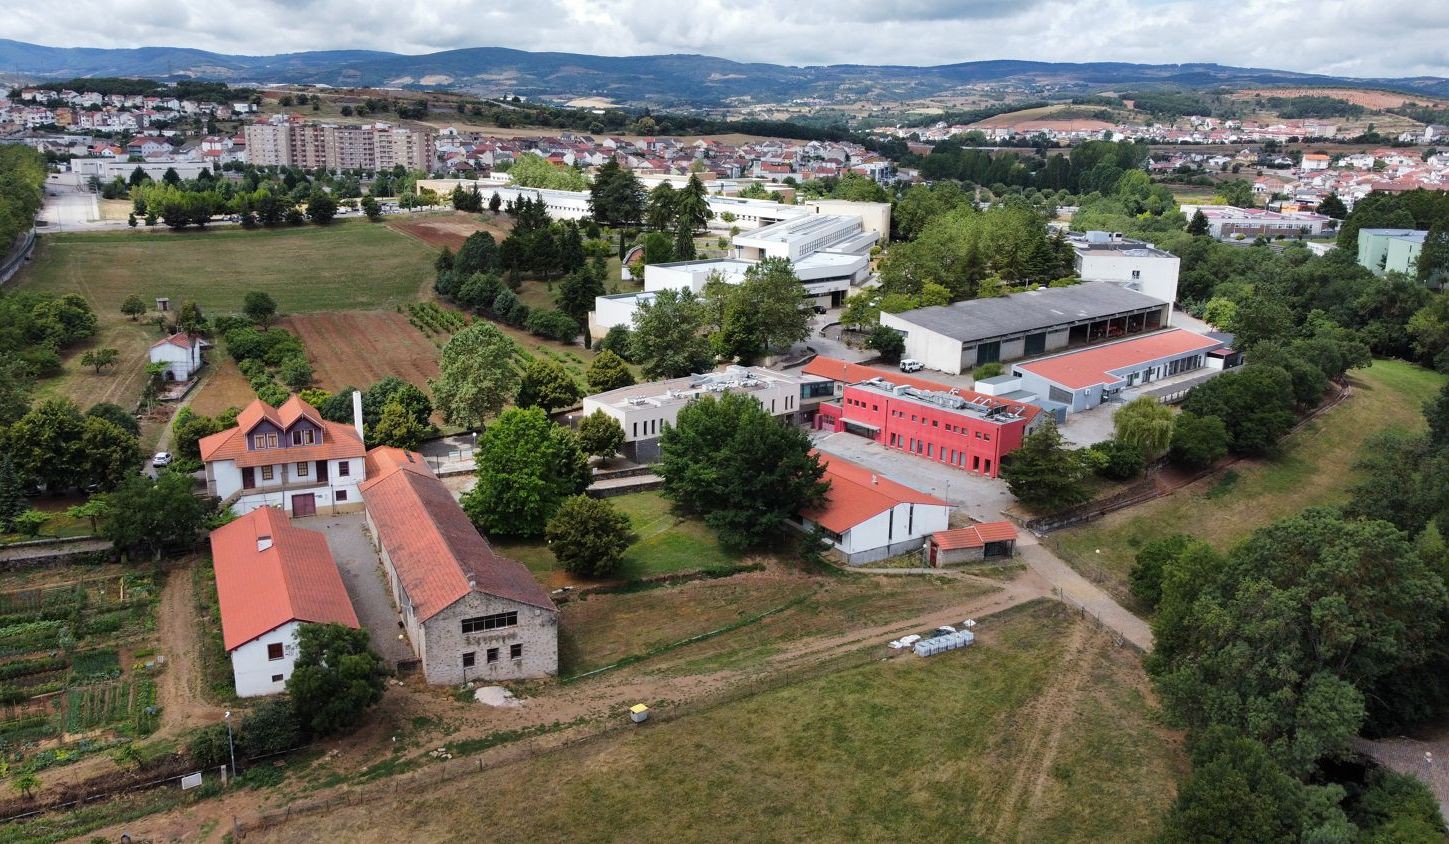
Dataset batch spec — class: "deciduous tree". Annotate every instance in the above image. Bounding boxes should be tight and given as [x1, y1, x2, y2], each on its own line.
[286, 623, 387, 737]
[461, 407, 590, 537]
[545, 495, 636, 578]
[516, 358, 582, 413]
[657, 391, 827, 551]
[430, 323, 519, 430]
[1113, 397, 1175, 460]
[576, 409, 625, 462]
[243, 291, 278, 328]
[585, 350, 634, 393]
[630, 289, 713, 379]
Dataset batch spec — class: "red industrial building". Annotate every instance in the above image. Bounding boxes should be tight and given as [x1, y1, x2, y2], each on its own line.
[811, 358, 1039, 479]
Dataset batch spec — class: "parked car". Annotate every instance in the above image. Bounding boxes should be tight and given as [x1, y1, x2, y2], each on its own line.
[151, 451, 172, 468]
[899, 359, 924, 373]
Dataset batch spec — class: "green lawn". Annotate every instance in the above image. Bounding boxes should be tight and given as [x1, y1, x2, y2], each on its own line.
[14, 221, 437, 411]
[1047, 360, 1445, 607]
[496, 491, 740, 583]
[269, 603, 1185, 843]
[18, 220, 436, 315]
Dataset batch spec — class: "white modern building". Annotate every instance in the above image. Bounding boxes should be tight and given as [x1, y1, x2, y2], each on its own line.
[797, 452, 953, 565]
[200, 395, 368, 516]
[1179, 204, 1335, 239]
[209, 507, 360, 698]
[1070, 231, 1180, 305]
[581, 365, 837, 463]
[1010, 328, 1225, 412]
[69, 158, 215, 180]
[147, 333, 207, 382]
[591, 213, 879, 333]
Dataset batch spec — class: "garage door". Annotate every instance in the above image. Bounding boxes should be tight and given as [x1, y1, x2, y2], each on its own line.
[291, 493, 316, 517]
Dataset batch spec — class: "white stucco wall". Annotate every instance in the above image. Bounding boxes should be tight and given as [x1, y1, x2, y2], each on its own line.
[210, 457, 364, 515]
[879, 313, 968, 374]
[230, 621, 301, 698]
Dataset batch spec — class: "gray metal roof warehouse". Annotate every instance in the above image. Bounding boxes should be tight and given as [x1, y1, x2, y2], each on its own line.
[887, 282, 1167, 344]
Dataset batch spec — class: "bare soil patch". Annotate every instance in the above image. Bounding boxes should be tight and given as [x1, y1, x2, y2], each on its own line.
[1233, 87, 1445, 109]
[282, 311, 443, 395]
[389, 213, 513, 252]
[188, 356, 256, 418]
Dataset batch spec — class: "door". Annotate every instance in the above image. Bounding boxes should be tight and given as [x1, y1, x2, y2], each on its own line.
[316, 460, 328, 482]
[291, 493, 316, 517]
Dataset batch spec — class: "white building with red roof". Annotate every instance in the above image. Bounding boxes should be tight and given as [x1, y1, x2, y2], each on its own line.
[798, 452, 953, 565]
[1011, 328, 1225, 412]
[360, 446, 558, 685]
[147, 332, 207, 382]
[209, 507, 359, 697]
[200, 395, 368, 517]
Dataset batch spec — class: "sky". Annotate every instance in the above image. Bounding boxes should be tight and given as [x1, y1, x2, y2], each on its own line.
[1, 0, 1447, 79]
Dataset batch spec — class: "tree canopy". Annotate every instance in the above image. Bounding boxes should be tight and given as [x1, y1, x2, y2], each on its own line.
[461, 407, 590, 538]
[429, 323, 519, 430]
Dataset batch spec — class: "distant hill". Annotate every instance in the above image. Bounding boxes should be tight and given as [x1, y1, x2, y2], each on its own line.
[3, 39, 1446, 106]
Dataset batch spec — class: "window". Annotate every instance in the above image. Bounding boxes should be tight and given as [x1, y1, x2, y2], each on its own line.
[295, 461, 309, 477]
[267, 433, 278, 447]
[336, 490, 347, 502]
[267, 643, 284, 661]
[1131, 269, 1141, 279]
[253, 435, 266, 449]
[261, 466, 274, 481]
[510, 644, 523, 659]
[291, 431, 302, 446]
[462, 651, 476, 668]
[271, 674, 284, 683]
[460, 611, 518, 634]
[633, 422, 638, 438]
[337, 461, 350, 477]
[486, 647, 499, 664]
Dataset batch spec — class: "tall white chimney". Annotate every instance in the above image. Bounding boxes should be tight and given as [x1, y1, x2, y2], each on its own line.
[352, 389, 365, 442]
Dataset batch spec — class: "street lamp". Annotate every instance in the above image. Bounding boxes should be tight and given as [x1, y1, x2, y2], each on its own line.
[223, 710, 237, 778]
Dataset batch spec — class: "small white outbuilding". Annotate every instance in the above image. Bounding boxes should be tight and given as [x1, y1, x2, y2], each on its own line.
[148, 332, 207, 381]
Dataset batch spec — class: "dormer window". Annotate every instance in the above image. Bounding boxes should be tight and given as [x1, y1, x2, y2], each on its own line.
[253, 435, 266, 449]
[290, 430, 316, 446]
[267, 433, 278, 447]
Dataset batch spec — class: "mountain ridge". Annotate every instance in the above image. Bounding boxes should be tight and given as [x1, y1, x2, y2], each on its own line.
[3, 39, 1446, 104]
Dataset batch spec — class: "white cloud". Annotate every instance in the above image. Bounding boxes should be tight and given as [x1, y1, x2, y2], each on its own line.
[0, 0, 1444, 78]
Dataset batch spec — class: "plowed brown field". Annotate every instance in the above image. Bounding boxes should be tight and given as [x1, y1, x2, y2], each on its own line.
[281, 311, 443, 393]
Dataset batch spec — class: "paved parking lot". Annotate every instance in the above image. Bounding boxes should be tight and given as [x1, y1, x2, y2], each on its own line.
[295, 512, 417, 667]
[811, 431, 1014, 523]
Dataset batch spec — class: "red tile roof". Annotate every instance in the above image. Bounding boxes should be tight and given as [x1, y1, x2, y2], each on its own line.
[360, 447, 555, 620]
[199, 397, 365, 465]
[1013, 329, 1223, 391]
[209, 507, 359, 651]
[801, 452, 949, 534]
[150, 332, 195, 351]
[931, 521, 1017, 551]
[807, 357, 1040, 422]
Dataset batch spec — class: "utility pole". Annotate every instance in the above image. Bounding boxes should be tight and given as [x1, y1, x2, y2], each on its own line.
[224, 710, 237, 780]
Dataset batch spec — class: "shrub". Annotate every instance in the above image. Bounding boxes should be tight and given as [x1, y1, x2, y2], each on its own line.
[188, 723, 232, 767]
[525, 309, 579, 343]
[972, 362, 1005, 380]
[237, 697, 300, 758]
[1091, 439, 1145, 481]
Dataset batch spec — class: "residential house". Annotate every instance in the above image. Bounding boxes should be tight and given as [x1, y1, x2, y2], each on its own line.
[147, 333, 206, 381]
[200, 395, 367, 516]
[209, 507, 359, 697]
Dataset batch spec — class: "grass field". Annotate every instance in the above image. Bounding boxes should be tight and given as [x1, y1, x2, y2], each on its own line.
[1047, 360, 1445, 606]
[261, 602, 1184, 843]
[496, 492, 741, 587]
[14, 222, 437, 412]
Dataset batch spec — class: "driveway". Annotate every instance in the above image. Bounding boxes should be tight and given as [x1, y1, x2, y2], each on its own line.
[812, 430, 1015, 523]
[296, 512, 417, 667]
[38, 185, 100, 230]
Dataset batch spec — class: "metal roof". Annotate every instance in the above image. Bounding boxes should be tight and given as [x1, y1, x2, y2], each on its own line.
[887, 282, 1167, 345]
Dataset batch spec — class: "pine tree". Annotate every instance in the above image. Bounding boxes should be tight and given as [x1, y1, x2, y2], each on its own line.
[1187, 209, 1210, 236]
[672, 223, 697, 261]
